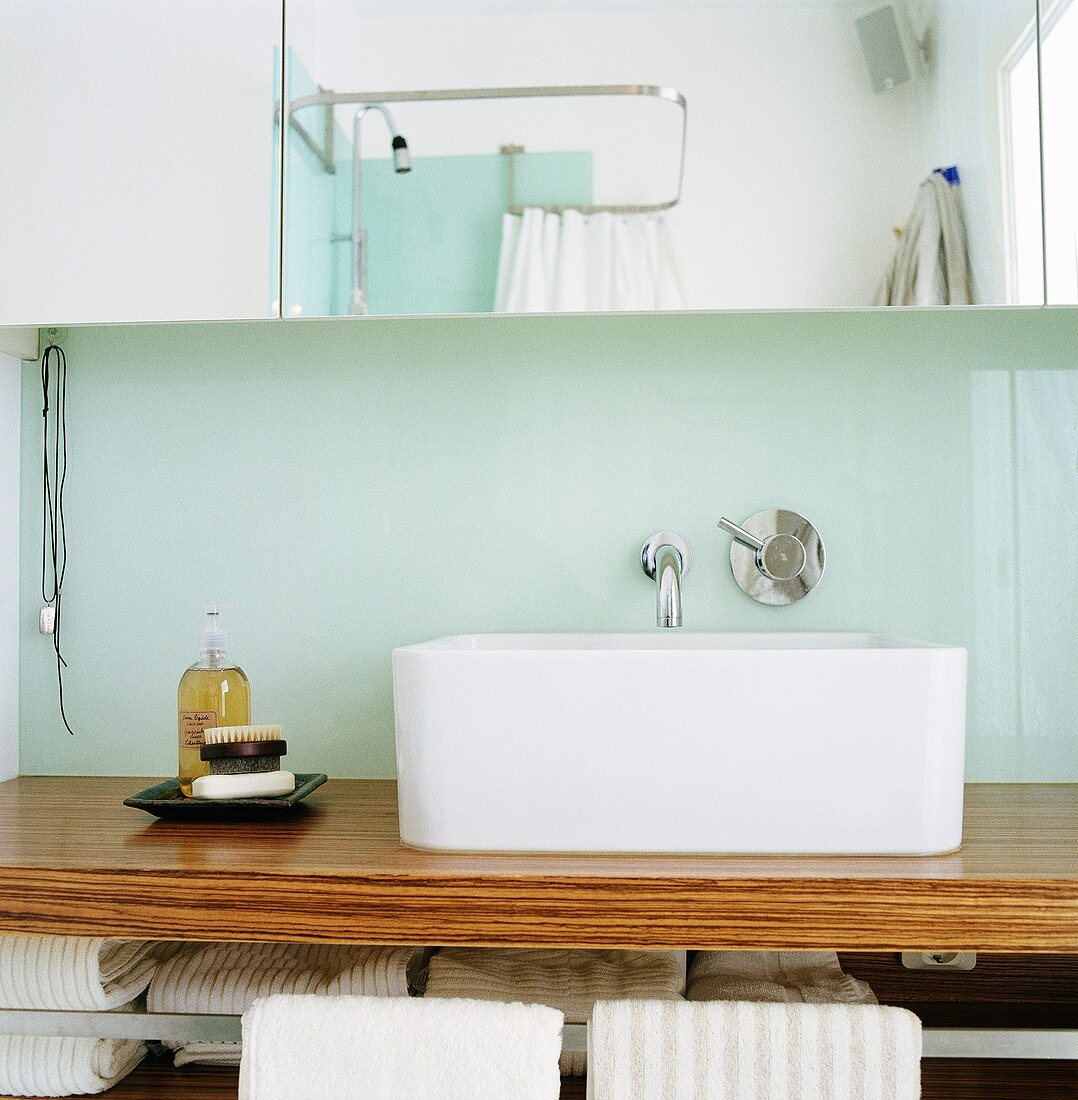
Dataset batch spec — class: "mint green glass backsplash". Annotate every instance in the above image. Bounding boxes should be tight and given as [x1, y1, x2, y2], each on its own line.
[18, 309, 1078, 780]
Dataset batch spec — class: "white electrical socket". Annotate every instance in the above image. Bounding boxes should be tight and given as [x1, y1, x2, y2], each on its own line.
[39, 606, 55, 634]
[901, 951, 977, 971]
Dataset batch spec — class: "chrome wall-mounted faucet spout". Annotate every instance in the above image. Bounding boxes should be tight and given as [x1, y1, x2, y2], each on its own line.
[640, 532, 692, 628]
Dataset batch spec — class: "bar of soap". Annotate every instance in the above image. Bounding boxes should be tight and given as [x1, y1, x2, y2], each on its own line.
[191, 770, 296, 800]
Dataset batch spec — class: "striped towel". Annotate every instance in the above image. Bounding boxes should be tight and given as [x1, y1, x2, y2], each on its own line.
[423, 949, 685, 1075]
[589, 1000, 921, 1099]
[0, 937, 160, 1011]
[147, 942, 415, 1066]
[687, 951, 876, 1005]
[0, 1035, 146, 1097]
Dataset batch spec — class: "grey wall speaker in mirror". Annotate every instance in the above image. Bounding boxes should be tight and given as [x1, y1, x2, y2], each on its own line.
[856, 6, 913, 93]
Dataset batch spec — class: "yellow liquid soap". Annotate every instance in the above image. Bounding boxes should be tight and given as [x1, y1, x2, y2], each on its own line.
[177, 607, 250, 796]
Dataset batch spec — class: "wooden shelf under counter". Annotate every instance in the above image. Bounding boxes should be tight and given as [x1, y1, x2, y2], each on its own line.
[0, 778, 1073, 951]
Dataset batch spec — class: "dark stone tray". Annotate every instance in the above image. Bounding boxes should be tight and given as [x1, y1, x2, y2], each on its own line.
[123, 773, 328, 820]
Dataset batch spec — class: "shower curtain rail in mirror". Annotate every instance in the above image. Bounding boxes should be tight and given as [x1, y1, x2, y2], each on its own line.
[288, 84, 688, 214]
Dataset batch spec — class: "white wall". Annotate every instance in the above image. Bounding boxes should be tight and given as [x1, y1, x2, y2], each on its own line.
[0, 354, 20, 780]
[0, 0, 281, 325]
[295, 1, 922, 309]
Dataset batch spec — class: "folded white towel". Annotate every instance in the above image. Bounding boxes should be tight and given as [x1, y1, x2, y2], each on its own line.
[0, 937, 159, 1011]
[424, 948, 684, 1075]
[239, 994, 564, 1100]
[148, 942, 415, 1067]
[588, 1000, 921, 1100]
[687, 951, 876, 1005]
[0, 1035, 146, 1097]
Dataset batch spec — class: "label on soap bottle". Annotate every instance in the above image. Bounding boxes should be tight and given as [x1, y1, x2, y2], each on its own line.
[180, 710, 218, 749]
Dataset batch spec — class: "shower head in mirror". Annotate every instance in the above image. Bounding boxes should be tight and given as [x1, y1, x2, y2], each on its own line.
[355, 103, 411, 174]
[392, 134, 412, 174]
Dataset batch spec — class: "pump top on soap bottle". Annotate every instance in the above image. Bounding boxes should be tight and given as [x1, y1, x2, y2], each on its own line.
[177, 604, 251, 796]
[198, 604, 229, 653]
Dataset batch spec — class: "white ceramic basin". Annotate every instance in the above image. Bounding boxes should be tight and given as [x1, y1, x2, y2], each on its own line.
[392, 633, 967, 855]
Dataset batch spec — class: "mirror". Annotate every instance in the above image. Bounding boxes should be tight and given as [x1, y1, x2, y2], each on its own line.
[0, 0, 281, 326]
[1040, 0, 1078, 304]
[283, 0, 1045, 317]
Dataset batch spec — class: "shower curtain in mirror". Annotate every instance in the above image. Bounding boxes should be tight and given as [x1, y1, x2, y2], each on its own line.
[494, 207, 686, 312]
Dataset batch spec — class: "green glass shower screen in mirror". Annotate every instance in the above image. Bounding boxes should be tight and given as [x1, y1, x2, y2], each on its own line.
[281, 0, 1049, 318]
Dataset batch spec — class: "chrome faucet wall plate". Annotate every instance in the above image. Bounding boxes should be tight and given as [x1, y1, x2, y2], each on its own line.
[719, 510, 824, 605]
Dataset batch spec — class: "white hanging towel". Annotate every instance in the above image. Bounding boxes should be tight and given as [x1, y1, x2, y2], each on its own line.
[495, 207, 686, 312]
[147, 942, 415, 1067]
[0, 1035, 146, 1097]
[876, 173, 973, 306]
[239, 994, 564, 1100]
[588, 1000, 921, 1100]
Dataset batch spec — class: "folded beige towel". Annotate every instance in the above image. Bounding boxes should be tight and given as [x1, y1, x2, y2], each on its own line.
[148, 942, 414, 1066]
[687, 951, 876, 1004]
[172, 1041, 241, 1068]
[0, 1035, 146, 1097]
[589, 1000, 921, 1099]
[239, 994, 564, 1100]
[0, 937, 160, 1011]
[424, 948, 685, 1075]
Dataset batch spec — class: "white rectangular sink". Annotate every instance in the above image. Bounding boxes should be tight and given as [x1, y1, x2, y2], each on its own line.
[392, 633, 967, 855]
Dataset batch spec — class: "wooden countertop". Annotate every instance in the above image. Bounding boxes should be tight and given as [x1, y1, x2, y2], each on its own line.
[0, 778, 1073, 951]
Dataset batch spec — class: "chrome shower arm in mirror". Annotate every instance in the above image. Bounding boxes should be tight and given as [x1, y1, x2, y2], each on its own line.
[289, 82, 687, 108]
[287, 83, 688, 215]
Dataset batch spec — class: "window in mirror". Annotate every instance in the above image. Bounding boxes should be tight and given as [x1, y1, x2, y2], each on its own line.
[1001, 11, 1046, 305]
[1039, 0, 1078, 303]
[0, 0, 282, 326]
[283, 0, 1044, 317]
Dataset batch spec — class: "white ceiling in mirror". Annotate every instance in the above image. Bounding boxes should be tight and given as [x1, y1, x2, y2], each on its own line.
[284, 0, 1044, 317]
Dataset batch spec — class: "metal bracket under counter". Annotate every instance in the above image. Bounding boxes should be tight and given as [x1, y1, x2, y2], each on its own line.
[0, 1007, 1073, 1062]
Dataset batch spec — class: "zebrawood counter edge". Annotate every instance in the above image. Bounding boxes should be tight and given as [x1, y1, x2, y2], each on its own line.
[0, 778, 1072, 950]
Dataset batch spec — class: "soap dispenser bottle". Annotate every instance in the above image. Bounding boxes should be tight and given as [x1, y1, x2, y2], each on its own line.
[177, 605, 251, 795]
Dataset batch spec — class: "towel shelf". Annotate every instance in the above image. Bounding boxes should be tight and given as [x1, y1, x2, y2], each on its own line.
[0, 1008, 1072, 1062]
[0, 1008, 243, 1044]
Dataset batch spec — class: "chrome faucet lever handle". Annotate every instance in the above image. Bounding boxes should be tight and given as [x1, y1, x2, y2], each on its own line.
[718, 517, 765, 552]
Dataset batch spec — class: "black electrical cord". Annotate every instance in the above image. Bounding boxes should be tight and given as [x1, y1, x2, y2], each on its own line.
[40, 343, 73, 735]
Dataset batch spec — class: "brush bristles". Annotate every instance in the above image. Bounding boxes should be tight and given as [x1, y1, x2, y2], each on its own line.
[203, 724, 282, 745]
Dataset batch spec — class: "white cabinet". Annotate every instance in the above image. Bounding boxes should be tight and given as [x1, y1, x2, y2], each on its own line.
[0, 0, 281, 325]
